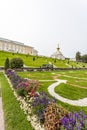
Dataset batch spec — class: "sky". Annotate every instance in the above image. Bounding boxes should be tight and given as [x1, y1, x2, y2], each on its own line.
[0, 0, 87, 58]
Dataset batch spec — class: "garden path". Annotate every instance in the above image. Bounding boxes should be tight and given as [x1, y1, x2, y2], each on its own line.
[0, 97, 5, 130]
[48, 79, 87, 106]
[0, 82, 5, 130]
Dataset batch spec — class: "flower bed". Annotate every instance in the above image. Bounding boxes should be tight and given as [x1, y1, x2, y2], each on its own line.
[5, 69, 87, 130]
[61, 111, 87, 130]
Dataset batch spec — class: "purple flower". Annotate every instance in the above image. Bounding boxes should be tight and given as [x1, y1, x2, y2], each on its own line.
[61, 111, 87, 130]
[32, 92, 56, 124]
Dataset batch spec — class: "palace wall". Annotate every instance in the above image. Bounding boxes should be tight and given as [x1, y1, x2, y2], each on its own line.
[0, 38, 38, 55]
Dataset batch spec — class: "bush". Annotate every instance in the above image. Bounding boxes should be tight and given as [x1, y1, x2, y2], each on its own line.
[10, 58, 23, 69]
[54, 59, 56, 63]
[33, 57, 35, 61]
[4, 58, 10, 70]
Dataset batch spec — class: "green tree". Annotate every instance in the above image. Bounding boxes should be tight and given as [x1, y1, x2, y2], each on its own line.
[81, 54, 87, 63]
[54, 59, 56, 63]
[76, 51, 81, 61]
[10, 58, 23, 69]
[4, 58, 10, 70]
[33, 57, 35, 61]
[67, 59, 70, 64]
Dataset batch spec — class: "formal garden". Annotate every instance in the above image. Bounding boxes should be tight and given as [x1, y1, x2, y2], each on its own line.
[0, 50, 87, 68]
[0, 52, 87, 130]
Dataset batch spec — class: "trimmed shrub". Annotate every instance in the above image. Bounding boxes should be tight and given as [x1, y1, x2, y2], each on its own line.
[33, 57, 35, 61]
[54, 59, 56, 63]
[10, 58, 23, 69]
[4, 58, 10, 70]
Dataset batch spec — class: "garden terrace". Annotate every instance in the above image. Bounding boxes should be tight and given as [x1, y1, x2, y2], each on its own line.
[0, 50, 87, 68]
[17, 70, 87, 114]
[1, 69, 87, 129]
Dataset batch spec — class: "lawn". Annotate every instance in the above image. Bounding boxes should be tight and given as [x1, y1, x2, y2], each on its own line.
[57, 70, 87, 78]
[55, 70, 87, 87]
[17, 70, 87, 114]
[38, 81, 55, 93]
[55, 83, 87, 100]
[0, 50, 86, 68]
[0, 72, 33, 130]
[0, 69, 87, 130]
[1, 68, 87, 129]
[17, 71, 55, 80]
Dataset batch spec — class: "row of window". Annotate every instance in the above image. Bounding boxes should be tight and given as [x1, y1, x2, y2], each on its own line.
[0, 43, 32, 54]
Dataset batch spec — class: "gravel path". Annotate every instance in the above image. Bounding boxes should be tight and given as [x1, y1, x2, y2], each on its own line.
[0, 80, 5, 130]
[48, 79, 87, 106]
[0, 97, 4, 130]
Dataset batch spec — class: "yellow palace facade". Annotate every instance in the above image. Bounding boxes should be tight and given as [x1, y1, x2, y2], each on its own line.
[0, 38, 38, 56]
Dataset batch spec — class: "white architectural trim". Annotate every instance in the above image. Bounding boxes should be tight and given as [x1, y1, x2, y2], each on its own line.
[0, 38, 38, 55]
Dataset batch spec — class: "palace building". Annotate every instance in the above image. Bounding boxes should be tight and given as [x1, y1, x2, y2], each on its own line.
[0, 38, 38, 56]
[51, 44, 65, 60]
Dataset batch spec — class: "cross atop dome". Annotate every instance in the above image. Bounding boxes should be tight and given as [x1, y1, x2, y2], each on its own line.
[57, 44, 60, 51]
[51, 44, 65, 60]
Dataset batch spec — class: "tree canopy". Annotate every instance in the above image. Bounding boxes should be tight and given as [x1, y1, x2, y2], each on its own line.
[76, 52, 81, 61]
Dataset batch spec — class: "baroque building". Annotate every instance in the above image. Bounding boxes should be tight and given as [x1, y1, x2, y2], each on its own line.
[0, 38, 38, 56]
[51, 44, 65, 60]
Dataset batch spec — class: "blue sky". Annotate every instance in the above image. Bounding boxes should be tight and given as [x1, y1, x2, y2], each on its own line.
[0, 0, 87, 58]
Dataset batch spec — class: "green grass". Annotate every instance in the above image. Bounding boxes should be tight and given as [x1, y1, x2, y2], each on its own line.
[37, 78, 87, 115]
[58, 70, 87, 78]
[38, 80, 87, 115]
[18, 70, 87, 87]
[55, 70, 87, 87]
[17, 71, 55, 80]
[55, 83, 87, 100]
[0, 72, 33, 130]
[38, 81, 55, 93]
[0, 50, 87, 68]
[0, 59, 87, 129]
[17, 70, 87, 114]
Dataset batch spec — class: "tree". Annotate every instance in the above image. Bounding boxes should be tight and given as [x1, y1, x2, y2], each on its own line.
[33, 57, 35, 61]
[81, 54, 87, 63]
[54, 59, 56, 63]
[76, 52, 81, 61]
[4, 58, 10, 70]
[10, 58, 23, 69]
[67, 59, 70, 64]
[12, 53, 14, 55]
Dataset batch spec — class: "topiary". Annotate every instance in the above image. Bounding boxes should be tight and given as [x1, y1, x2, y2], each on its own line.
[10, 58, 23, 69]
[4, 58, 10, 70]
[44, 103, 68, 130]
[33, 57, 35, 61]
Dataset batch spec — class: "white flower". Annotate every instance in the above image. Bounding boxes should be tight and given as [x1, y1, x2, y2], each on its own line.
[5, 74, 45, 130]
